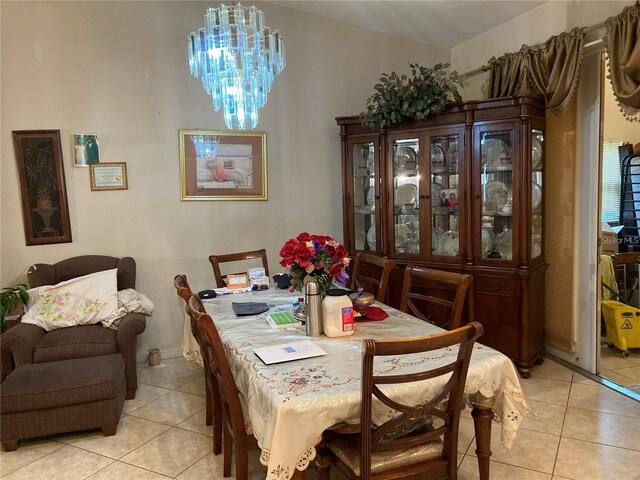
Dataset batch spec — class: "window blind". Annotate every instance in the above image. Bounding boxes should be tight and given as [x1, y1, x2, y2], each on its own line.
[601, 139, 622, 224]
[545, 103, 577, 351]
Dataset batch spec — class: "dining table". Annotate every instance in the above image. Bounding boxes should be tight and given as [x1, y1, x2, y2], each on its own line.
[182, 287, 530, 480]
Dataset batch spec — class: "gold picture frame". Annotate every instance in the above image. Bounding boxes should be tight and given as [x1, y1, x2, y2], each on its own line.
[89, 162, 128, 191]
[179, 130, 267, 201]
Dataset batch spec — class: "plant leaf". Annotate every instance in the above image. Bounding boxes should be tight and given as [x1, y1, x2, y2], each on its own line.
[361, 62, 463, 127]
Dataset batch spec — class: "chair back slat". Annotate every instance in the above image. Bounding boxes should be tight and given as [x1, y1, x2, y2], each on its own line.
[372, 361, 458, 385]
[359, 322, 483, 479]
[399, 265, 474, 330]
[208, 249, 269, 288]
[349, 252, 396, 303]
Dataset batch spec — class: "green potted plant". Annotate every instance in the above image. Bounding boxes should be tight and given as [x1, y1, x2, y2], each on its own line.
[1, 284, 29, 331]
[362, 62, 463, 129]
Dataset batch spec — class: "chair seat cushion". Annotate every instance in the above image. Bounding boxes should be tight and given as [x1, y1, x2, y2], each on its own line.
[329, 435, 443, 476]
[1, 354, 125, 414]
[33, 325, 117, 363]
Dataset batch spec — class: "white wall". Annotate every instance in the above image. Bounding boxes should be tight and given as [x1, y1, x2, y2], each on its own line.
[0, 1, 449, 358]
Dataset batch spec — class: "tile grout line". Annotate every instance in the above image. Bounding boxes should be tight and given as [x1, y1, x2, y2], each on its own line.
[560, 403, 640, 432]
[80, 457, 117, 479]
[172, 444, 213, 479]
[124, 383, 173, 414]
[547, 352, 640, 401]
[116, 425, 212, 478]
[79, 376, 207, 477]
[550, 374, 573, 478]
[554, 433, 640, 454]
[154, 375, 211, 479]
[0, 441, 67, 478]
[1, 365, 204, 479]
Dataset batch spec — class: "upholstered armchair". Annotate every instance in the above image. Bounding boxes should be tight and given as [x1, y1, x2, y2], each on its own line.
[0, 255, 146, 399]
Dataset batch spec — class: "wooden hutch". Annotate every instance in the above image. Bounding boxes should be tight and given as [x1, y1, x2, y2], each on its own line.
[337, 95, 546, 377]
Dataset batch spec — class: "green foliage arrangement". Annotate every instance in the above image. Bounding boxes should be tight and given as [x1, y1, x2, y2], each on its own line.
[362, 63, 463, 129]
[1, 284, 29, 330]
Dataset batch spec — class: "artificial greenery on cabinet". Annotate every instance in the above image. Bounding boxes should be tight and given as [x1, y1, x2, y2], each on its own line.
[362, 63, 463, 129]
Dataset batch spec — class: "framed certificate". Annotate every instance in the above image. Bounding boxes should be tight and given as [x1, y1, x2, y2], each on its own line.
[89, 162, 128, 191]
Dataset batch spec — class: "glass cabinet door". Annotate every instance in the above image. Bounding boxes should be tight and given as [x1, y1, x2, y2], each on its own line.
[391, 137, 420, 256]
[479, 128, 515, 261]
[531, 129, 544, 258]
[431, 133, 461, 258]
[351, 141, 377, 252]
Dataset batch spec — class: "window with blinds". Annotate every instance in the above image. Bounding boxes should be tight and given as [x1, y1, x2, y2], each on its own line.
[545, 103, 576, 350]
[601, 139, 622, 224]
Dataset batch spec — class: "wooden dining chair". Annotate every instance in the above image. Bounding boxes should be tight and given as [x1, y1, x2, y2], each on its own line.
[349, 252, 396, 303]
[185, 295, 258, 480]
[208, 249, 270, 288]
[316, 322, 483, 480]
[399, 266, 474, 330]
[173, 274, 222, 455]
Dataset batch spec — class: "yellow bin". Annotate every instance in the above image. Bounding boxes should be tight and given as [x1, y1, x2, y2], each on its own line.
[602, 300, 640, 357]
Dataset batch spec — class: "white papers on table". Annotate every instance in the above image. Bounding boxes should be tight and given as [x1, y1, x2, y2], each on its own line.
[253, 340, 327, 365]
[213, 286, 252, 295]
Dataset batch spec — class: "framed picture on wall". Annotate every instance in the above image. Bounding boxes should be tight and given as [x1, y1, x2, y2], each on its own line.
[72, 133, 100, 166]
[89, 162, 128, 191]
[12, 130, 72, 245]
[179, 130, 267, 201]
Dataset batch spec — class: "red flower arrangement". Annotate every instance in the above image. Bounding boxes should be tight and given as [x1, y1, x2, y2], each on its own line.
[279, 233, 350, 294]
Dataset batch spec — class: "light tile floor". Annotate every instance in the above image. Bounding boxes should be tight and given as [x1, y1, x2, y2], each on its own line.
[599, 339, 640, 395]
[1, 357, 639, 479]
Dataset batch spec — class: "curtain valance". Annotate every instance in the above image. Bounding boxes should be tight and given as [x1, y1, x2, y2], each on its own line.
[487, 27, 586, 115]
[605, 1, 640, 121]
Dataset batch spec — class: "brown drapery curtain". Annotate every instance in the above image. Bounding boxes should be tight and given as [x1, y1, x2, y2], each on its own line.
[487, 27, 586, 114]
[605, 1, 640, 121]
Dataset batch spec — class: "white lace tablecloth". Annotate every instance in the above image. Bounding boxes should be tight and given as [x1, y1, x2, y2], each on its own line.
[183, 289, 529, 480]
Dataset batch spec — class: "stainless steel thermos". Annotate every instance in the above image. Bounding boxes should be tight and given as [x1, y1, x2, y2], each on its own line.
[305, 280, 323, 336]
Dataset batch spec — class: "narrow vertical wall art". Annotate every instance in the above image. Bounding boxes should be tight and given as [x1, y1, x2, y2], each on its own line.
[12, 130, 72, 245]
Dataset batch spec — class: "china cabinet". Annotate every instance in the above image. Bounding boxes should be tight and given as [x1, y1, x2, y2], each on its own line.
[337, 95, 546, 377]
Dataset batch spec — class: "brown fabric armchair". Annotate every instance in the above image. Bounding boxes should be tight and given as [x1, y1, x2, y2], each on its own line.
[0, 255, 146, 399]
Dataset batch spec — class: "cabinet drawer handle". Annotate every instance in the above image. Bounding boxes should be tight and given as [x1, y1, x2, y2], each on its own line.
[419, 194, 428, 200]
[474, 194, 481, 200]
[488, 282, 505, 290]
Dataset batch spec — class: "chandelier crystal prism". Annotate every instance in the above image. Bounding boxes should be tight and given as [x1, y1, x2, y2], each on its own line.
[188, 3, 285, 130]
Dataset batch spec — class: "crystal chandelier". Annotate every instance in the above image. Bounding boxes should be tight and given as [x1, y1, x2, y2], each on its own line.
[188, 4, 285, 130]
[191, 135, 220, 158]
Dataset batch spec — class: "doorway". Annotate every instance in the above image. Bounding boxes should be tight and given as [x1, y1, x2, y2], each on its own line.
[598, 55, 640, 395]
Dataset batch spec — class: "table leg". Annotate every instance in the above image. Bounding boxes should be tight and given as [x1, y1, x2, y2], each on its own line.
[471, 404, 494, 480]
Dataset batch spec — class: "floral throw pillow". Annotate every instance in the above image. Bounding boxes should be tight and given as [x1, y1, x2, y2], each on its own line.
[21, 269, 118, 331]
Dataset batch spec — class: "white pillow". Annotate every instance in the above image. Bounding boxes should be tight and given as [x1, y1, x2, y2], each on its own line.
[22, 269, 119, 331]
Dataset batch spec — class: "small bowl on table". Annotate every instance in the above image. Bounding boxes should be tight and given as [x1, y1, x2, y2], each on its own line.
[349, 292, 375, 312]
